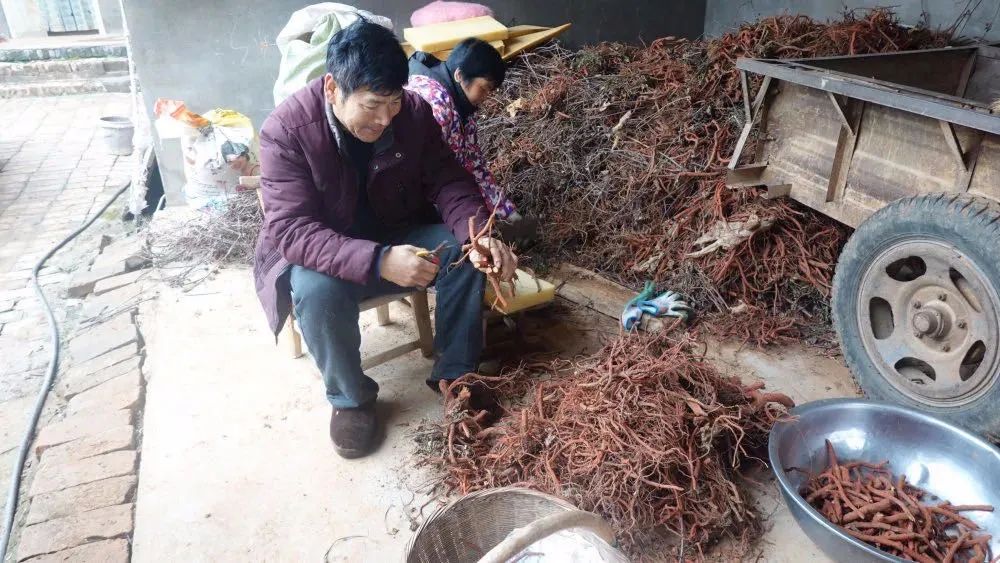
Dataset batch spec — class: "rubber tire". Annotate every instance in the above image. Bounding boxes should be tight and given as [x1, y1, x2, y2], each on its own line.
[832, 193, 1000, 440]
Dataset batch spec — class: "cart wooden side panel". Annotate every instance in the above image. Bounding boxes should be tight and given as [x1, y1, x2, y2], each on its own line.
[729, 45, 1000, 228]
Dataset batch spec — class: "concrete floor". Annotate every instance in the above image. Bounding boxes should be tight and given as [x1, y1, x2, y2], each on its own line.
[132, 268, 858, 562]
[133, 270, 443, 562]
[0, 92, 139, 527]
[705, 342, 856, 562]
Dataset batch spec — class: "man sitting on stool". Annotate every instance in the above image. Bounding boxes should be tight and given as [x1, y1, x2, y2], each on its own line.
[253, 19, 517, 459]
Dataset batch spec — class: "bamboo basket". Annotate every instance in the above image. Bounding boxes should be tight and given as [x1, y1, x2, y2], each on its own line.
[405, 487, 627, 562]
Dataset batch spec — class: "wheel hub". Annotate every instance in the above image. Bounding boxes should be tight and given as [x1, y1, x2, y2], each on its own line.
[858, 240, 1000, 407]
[907, 286, 971, 352]
[912, 309, 946, 338]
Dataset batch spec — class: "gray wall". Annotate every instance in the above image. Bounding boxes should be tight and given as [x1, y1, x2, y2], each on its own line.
[126, 0, 706, 129]
[97, 0, 123, 34]
[125, 0, 706, 200]
[705, 0, 1000, 41]
[0, 3, 10, 38]
[0, 0, 47, 37]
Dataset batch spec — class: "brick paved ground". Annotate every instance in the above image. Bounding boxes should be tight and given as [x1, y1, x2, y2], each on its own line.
[0, 94, 148, 561]
[0, 94, 132, 400]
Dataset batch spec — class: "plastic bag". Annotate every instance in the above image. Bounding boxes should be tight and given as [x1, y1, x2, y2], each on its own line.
[154, 100, 259, 211]
[508, 528, 630, 562]
[410, 1, 494, 27]
[273, 3, 393, 106]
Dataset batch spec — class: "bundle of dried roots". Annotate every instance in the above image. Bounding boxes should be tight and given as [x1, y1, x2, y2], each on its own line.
[801, 441, 995, 562]
[144, 190, 262, 286]
[420, 331, 795, 558]
[460, 214, 515, 310]
[480, 8, 951, 344]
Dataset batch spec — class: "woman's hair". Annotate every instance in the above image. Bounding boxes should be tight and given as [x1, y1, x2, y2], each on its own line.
[447, 38, 506, 87]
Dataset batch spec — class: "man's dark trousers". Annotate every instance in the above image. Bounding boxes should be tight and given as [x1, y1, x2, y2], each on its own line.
[288, 223, 484, 408]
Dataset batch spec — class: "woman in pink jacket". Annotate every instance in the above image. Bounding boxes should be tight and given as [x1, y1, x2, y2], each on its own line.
[406, 38, 536, 243]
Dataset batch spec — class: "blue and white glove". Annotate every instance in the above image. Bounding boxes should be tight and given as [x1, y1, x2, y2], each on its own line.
[621, 302, 645, 331]
[639, 290, 693, 322]
[622, 281, 656, 331]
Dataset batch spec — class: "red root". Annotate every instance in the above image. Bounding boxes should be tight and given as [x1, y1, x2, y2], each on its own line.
[802, 442, 994, 562]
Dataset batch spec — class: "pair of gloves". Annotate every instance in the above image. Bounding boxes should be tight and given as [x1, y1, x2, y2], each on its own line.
[621, 281, 693, 331]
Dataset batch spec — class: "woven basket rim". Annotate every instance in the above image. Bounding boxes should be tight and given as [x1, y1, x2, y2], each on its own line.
[404, 487, 579, 561]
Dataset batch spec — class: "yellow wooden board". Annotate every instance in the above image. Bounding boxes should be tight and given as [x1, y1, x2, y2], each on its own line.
[507, 25, 549, 38]
[433, 40, 504, 61]
[502, 23, 571, 61]
[404, 16, 508, 53]
[405, 22, 565, 63]
[485, 269, 556, 315]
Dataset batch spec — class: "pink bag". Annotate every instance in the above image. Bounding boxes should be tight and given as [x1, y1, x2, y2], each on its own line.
[410, 1, 494, 27]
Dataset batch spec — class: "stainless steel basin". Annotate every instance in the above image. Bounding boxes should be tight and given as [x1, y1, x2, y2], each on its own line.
[768, 398, 1000, 561]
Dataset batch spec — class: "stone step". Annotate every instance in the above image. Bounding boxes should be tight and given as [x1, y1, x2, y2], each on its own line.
[0, 42, 127, 63]
[0, 57, 129, 82]
[0, 75, 132, 99]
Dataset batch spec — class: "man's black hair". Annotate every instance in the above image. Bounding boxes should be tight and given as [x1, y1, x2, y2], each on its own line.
[326, 18, 408, 97]
[447, 38, 506, 87]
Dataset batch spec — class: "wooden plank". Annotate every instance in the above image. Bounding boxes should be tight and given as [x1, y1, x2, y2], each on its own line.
[411, 290, 434, 358]
[726, 77, 772, 171]
[283, 320, 303, 359]
[938, 120, 968, 171]
[741, 70, 752, 122]
[764, 184, 792, 199]
[361, 341, 420, 371]
[827, 92, 853, 134]
[955, 52, 977, 97]
[404, 16, 508, 53]
[360, 292, 413, 312]
[549, 264, 667, 333]
[955, 140, 982, 192]
[485, 269, 555, 314]
[746, 81, 774, 166]
[433, 40, 504, 61]
[502, 24, 571, 61]
[726, 163, 767, 188]
[376, 304, 391, 326]
[825, 100, 864, 203]
[751, 76, 773, 117]
[825, 126, 855, 203]
[507, 25, 549, 38]
[728, 122, 754, 170]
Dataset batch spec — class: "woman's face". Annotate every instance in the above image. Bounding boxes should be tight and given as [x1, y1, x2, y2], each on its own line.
[454, 70, 497, 107]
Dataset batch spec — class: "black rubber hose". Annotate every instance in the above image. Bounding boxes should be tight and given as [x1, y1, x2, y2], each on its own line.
[0, 182, 131, 558]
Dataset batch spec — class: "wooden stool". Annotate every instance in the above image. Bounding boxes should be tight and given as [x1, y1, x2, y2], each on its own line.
[244, 176, 435, 369]
[282, 290, 434, 367]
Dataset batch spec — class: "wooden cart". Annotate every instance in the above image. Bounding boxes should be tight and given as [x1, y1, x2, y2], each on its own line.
[727, 45, 1000, 438]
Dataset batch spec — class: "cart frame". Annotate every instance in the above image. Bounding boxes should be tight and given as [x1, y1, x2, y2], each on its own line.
[728, 44, 1000, 228]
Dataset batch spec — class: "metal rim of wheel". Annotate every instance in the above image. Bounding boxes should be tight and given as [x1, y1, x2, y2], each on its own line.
[857, 238, 1000, 407]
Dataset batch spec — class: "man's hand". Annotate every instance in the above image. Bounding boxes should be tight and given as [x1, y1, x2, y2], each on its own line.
[379, 245, 439, 287]
[469, 237, 518, 282]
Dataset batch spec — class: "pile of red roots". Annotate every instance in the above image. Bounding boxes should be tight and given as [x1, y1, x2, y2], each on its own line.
[416, 10, 961, 560]
[422, 332, 795, 558]
[480, 9, 952, 345]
